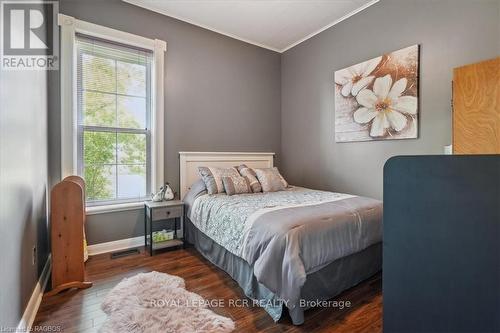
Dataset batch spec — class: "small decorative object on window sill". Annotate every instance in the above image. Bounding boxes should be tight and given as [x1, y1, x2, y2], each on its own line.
[151, 189, 164, 202]
[164, 183, 174, 200]
[151, 183, 175, 202]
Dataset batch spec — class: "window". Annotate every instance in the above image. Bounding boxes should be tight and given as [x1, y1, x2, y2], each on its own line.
[76, 35, 152, 206]
[59, 14, 166, 213]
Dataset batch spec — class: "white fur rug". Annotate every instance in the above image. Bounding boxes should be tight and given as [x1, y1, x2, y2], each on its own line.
[100, 271, 235, 333]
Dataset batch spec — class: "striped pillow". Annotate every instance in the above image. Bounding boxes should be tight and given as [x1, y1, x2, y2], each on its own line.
[222, 175, 251, 196]
[236, 164, 262, 193]
[198, 167, 240, 194]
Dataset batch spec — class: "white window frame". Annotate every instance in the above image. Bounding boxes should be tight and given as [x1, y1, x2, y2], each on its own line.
[58, 14, 166, 214]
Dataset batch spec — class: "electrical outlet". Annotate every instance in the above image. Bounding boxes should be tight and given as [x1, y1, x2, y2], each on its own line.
[32, 246, 37, 265]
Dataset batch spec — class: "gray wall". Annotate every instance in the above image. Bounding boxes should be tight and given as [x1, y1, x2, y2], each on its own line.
[281, 0, 499, 200]
[56, 0, 281, 244]
[0, 54, 50, 327]
[58, 0, 499, 245]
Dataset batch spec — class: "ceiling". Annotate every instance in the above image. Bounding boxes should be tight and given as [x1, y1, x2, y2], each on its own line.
[123, 0, 379, 53]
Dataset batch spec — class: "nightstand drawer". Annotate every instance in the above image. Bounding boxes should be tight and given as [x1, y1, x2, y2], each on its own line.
[152, 205, 183, 221]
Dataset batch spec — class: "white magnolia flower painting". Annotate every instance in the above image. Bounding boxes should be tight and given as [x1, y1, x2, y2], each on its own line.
[334, 45, 419, 142]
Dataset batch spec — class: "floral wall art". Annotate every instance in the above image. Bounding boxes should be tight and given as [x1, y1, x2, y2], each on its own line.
[334, 45, 419, 142]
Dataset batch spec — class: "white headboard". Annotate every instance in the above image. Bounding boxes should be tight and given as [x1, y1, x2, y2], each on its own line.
[179, 152, 275, 199]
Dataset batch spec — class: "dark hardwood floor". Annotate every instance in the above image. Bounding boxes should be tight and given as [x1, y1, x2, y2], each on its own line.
[34, 247, 382, 333]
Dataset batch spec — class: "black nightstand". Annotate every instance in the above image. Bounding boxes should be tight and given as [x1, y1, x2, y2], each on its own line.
[144, 200, 184, 256]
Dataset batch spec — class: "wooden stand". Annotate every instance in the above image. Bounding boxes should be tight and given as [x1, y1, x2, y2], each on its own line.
[47, 176, 92, 296]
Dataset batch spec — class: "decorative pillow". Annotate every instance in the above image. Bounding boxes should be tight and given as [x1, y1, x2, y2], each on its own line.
[222, 175, 251, 196]
[254, 167, 288, 192]
[183, 179, 207, 217]
[236, 164, 262, 193]
[198, 167, 240, 194]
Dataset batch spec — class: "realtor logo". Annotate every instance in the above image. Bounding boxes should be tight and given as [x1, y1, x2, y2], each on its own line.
[1, 0, 59, 70]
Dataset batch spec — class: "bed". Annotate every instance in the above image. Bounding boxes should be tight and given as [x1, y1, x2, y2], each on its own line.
[179, 152, 382, 325]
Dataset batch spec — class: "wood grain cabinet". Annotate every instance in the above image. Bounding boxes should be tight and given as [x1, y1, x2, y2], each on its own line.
[453, 57, 499, 154]
[47, 176, 92, 296]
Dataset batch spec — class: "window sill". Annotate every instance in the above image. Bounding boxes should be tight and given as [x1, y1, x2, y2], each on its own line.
[86, 201, 144, 215]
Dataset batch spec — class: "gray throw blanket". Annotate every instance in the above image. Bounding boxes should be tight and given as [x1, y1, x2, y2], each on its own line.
[242, 196, 382, 308]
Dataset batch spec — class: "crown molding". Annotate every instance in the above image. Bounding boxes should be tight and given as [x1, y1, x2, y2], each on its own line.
[122, 0, 379, 53]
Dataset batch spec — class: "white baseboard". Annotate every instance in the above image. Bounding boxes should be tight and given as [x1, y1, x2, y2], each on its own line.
[17, 254, 51, 331]
[87, 236, 144, 256]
